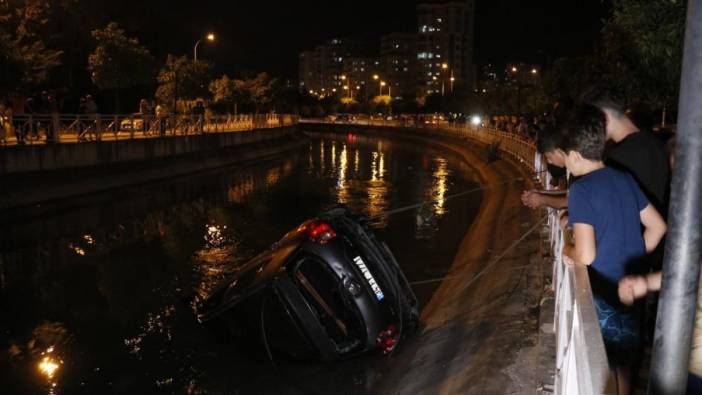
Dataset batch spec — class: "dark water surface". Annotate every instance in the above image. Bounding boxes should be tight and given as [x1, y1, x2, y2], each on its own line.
[0, 132, 483, 394]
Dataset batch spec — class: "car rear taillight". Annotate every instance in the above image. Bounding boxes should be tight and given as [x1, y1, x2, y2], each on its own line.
[306, 222, 336, 244]
[376, 324, 398, 355]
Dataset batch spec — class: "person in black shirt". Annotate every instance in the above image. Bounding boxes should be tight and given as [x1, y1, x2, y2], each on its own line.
[582, 86, 671, 215]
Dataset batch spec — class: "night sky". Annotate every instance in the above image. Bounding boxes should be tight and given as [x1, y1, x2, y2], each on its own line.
[98, 0, 612, 78]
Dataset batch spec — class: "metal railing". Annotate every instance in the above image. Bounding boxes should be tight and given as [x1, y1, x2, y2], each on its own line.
[0, 113, 298, 146]
[300, 117, 612, 394]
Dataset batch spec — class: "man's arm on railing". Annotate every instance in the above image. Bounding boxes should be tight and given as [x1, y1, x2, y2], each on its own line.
[563, 223, 596, 267]
[522, 189, 568, 209]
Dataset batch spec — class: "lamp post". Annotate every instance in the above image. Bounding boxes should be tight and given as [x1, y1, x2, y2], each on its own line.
[441, 63, 449, 96]
[510, 66, 523, 114]
[194, 33, 215, 62]
[341, 75, 352, 100]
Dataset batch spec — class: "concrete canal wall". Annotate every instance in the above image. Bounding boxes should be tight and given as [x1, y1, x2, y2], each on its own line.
[0, 126, 296, 175]
[0, 126, 301, 210]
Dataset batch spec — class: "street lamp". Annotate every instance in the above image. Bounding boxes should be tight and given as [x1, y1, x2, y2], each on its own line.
[194, 32, 215, 62]
[341, 75, 353, 100]
[380, 81, 386, 95]
[440, 63, 449, 96]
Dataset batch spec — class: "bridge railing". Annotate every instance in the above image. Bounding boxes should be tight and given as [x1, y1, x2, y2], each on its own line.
[0, 113, 298, 145]
[300, 117, 613, 394]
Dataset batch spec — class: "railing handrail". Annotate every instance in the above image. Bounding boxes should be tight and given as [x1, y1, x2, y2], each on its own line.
[0, 113, 298, 146]
[300, 117, 612, 395]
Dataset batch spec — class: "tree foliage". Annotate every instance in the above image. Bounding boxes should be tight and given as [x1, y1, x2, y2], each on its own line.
[605, 0, 685, 109]
[0, 0, 63, 93]
[155, 55, 212, 108]
[209, 74, 246, 113]
[543, 0, 685, 118]
[209, 72, 276, 113]
[88, 22, 155, 92]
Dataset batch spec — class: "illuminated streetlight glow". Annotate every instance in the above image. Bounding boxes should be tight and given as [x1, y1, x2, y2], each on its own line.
[511, 66, 518, 73]
[450, 77, 455, 81]
[531, 68, 538, 74]
[380, 81, 386, 86]
[373, 74, 379, 80]
[194, 32, 216, 61]
[471, 115, 482, 126]
[442, 63, 448, 69]
[340, 75, 347, 80]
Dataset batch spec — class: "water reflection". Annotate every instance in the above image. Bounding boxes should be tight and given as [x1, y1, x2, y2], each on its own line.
[38, 346, 62, 394]
[367, 150, 390, 227]
[431, 157, 450, 216]
[337, 143, 350, 205]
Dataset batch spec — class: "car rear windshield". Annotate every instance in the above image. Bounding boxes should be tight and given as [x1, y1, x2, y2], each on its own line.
[294, 257, 365, 353]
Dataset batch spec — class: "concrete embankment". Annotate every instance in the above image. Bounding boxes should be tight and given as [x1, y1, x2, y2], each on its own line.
[0, 126, 302, 210]
[302, 123, 548, 394]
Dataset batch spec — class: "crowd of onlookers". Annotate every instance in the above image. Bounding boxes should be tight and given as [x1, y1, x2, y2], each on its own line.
[0, 94, 212, 144]
[518, 85, 692, 394]
[484, 114, 549, 141]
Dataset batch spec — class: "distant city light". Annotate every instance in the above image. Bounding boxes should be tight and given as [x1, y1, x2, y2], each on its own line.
[531, 68, 538, 74]
[206, 33, 215, 41]
[471, 115, 482, 126]
[511, 66, 518, 72]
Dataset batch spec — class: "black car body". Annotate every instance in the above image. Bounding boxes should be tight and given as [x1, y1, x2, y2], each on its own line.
[198, 208, 419, 361]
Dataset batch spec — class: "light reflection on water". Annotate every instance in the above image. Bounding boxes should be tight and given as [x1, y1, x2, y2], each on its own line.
[0, 133, 481, 394]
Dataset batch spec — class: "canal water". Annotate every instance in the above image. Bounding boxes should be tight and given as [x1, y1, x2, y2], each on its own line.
[0, 131, 483, 394]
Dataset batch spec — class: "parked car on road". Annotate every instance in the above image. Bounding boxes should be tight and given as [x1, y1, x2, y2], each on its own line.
[198, 208, 419, 361]
[119, 114, 145, 131]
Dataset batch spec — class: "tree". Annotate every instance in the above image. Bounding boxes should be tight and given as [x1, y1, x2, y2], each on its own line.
[0, 0, 63, 95]
[87, 22, 155, 112]
[155, 55, 212, 112]
[603, 0, 686, 121]
[209, 72, 276, 114]
[209, 74, 246, 114]
[247, 72, 276, 113]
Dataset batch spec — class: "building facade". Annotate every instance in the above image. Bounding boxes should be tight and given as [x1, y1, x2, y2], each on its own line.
[298, 38, 364, 98]
[380, 32, 418, 101]
[416, 0, 475, 96]
[298, 0, 476, 102]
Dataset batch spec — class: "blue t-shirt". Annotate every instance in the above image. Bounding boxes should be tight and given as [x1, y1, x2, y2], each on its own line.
[568, 167, 649, 289]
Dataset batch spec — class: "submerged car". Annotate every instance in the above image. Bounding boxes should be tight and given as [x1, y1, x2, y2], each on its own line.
[197, 208, 419, 361]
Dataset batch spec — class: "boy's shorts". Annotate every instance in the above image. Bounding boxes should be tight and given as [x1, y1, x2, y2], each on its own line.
[593, 295, 641, 366]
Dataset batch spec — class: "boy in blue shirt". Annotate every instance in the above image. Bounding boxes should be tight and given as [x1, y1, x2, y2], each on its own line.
[560, 105, 667, 395]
